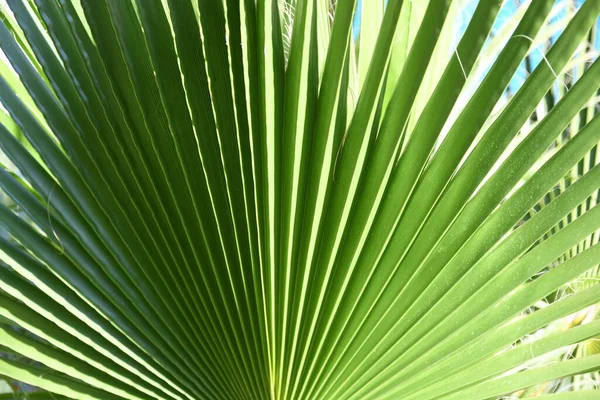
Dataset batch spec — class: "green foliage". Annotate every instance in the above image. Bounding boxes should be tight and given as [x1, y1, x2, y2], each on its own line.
[0, 0, 599, 399]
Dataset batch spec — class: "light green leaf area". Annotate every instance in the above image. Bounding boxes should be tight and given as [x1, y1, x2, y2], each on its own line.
[0, 0, 599, 399]
[0, 380, 11, 394]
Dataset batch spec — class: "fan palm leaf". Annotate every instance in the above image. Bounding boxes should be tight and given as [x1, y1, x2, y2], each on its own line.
[0, 0, 599, 399]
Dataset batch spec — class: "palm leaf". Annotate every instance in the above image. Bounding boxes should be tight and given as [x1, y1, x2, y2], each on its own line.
[0, 0, 599, 399]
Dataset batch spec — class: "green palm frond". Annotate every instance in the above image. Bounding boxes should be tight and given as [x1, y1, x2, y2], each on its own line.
[0, 0, 600, 399]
